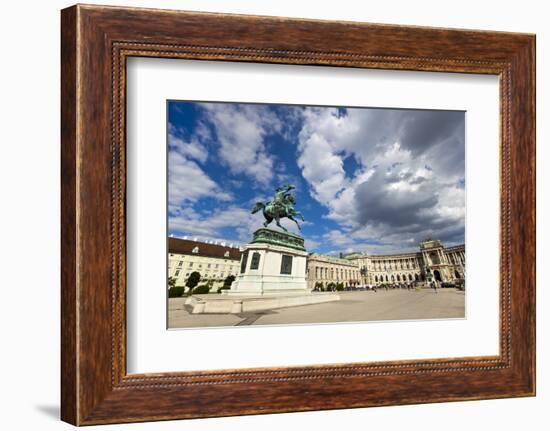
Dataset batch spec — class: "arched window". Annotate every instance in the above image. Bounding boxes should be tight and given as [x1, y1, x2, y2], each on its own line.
[192, 246, 199, 254]
[408, 274, 413, 281]
[396, 274, 400, 281]
[224, 251, 230, 258]
[429, 251, 441, 264]
[375, 275, 378, 282]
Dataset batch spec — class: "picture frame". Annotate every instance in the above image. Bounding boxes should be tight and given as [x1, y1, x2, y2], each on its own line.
[61, 4, 535, 425]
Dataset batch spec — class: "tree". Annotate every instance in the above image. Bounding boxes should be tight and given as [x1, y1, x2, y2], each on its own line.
[186, 271, 201, 294]
[167, 276, 176, 289]
[217, 275, 236, 293]
[314, 281, 324, 291]
[223, 275, 236, 288]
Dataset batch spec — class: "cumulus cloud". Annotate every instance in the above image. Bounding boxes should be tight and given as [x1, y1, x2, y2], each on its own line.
[168, 152, 232, 213]
[169, 205, 258, 240]
[168, 130, 208, 163]
[297, 132, 346, 204]
[296, 107, 465, 253]
[199, 103, 286, 185]
[167, 102, 465, 254]
[168, 126, 232, 213]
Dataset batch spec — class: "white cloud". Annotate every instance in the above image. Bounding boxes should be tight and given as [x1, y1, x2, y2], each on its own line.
[297, 132, 346, 204]
[168, 133, 208, 163]
[168, 151, 232, 213]
[296, 107, 465, 253]
[169, 205, 263, 244]
[167, 103, 465, 255]
[200, 104, 284, 185]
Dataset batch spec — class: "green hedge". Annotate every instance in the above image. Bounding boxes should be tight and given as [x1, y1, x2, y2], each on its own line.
[192, 285, 211, 294]
[168, 285, 186, 298]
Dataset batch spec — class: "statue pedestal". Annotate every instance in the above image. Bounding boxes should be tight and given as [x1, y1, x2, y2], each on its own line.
[227, 228, 309, 295]
[186, 228, 341, 314]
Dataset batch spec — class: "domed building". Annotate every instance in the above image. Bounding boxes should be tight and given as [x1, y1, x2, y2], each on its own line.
[307, 239, 465, 289]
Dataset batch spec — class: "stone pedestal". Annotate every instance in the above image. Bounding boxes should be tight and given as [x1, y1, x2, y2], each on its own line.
[227, 228, 309, 296]
[186, 228, 341, 314]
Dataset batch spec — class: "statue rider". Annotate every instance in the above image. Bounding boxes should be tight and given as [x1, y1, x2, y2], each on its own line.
[251, 184, 304, 231]
[272, 185, 295, 214]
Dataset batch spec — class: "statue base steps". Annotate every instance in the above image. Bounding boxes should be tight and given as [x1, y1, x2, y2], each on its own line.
[185, 292, 340, 314]
[184, 227, 343, 314]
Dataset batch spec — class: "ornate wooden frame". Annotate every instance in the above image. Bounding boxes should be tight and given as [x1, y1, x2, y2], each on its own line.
[61, 4, 535, 425]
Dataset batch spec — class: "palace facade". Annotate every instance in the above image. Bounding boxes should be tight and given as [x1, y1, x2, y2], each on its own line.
[306, 254, 361, 290]
[168, 237, 242, 290]
[307, 239, 465, 289]
[169, 237, 465, 292]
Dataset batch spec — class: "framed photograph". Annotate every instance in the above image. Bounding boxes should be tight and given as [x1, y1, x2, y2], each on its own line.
[164, 100, 467, 329]
[61, 4, 535, 425]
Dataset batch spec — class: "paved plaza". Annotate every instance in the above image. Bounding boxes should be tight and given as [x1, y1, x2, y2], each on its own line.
[168, 288, 465, 329]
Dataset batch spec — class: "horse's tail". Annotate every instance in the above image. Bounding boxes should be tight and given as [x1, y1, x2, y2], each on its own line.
[251, 202, 265, 214]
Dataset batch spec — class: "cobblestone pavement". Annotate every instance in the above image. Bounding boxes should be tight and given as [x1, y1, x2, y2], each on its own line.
[168, 288, 465, 329]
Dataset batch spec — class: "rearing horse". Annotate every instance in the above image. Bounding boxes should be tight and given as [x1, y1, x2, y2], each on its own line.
[252, 187, 305, 232]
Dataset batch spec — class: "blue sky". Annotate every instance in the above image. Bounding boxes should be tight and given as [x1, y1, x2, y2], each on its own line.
[167, 101, 465, 255]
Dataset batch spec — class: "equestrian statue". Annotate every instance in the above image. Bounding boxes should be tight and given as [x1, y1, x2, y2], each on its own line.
[252, 184, 305, 232]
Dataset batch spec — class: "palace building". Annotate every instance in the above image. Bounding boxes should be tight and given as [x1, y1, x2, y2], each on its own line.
[169, 236, 465, 292]
[306, 254, 361, 290]
[307, 239, 465, 289]
[168, 237, 242, 291]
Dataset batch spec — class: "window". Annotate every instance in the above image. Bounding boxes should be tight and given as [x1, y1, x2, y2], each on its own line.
[192, 246, 199, 254]
[240, 251, 249, 274]
[215, 264, 219, 268]
[178, 261, 183, 267]
[174, 270, 180, 276]
[429, 251, 441, 265]
[280, 255, 293, 275]
[250, 252, 261, 270]
[207, 264, 211, 268]
[188, 262, 193, 267]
